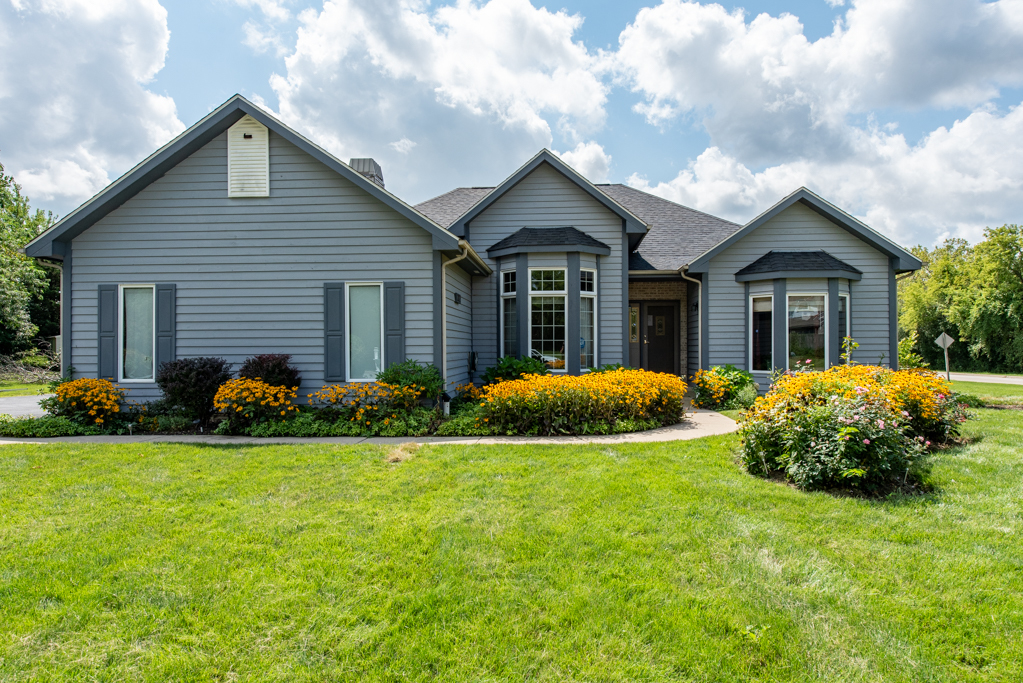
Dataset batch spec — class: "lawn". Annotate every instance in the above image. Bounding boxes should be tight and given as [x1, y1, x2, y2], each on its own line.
[0, 380, 49, 397]
[1, 412, 1020, 681]
[952, 380, 1023, 406]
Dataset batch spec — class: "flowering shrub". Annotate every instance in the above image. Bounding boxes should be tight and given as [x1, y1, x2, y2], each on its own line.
[692, 364, 757, 410]
[739, 365, 972, 492]
[214, 378, 297, 432]
[41, 378, 125, 426]
[376, 359, 443, 402]
[476, 368, 688, 435]
[309, 381, 426, 432]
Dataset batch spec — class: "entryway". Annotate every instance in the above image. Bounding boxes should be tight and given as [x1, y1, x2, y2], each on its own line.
[628, 301, 680, 374]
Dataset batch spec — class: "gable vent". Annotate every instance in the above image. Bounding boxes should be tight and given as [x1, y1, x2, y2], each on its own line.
[228, 115, 269, 197]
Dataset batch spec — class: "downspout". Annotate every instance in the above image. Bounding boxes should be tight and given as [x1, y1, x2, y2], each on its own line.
[680, 268, 702, 373]
[441, 240, 470, 389]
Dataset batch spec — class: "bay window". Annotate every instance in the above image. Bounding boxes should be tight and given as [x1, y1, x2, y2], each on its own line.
[788, 294, 827, 371]
[530, 269, 566, 371]
[500, 270, 517, 358]
[580, 268, 596, 369]
[119, 285, 155, 381]
[750, 295, 772, 371]
[838, 294, 849, 341]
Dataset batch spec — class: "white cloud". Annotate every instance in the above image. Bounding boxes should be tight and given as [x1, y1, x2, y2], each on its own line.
[231, 0, 291, 22]
[388, 137, 417, 155]
[554, 141, 611, 183]
[264, 0, 608, 201]
[0, 0, 183, 213]
[628, 104, 1023, 246]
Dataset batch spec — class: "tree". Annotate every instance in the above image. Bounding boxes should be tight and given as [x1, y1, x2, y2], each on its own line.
[0, 159, 56, 356]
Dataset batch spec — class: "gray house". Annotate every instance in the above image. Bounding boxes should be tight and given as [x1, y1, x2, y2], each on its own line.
[25, 95, 921, 398]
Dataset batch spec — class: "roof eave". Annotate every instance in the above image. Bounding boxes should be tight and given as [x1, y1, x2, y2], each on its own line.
[735, 269, 863, 282]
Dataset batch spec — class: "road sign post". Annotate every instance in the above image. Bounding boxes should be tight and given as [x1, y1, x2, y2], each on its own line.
[935, 332, 955, 381]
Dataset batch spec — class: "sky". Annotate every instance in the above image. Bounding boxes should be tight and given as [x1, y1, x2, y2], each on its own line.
[3, 0, 1023, 249]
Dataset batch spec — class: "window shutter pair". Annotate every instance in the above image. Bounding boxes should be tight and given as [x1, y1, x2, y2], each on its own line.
[323, 281, 404, 383]
[96, 284, 175, 380]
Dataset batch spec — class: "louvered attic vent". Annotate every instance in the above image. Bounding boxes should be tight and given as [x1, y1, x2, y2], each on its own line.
[228, 115, 269, 197]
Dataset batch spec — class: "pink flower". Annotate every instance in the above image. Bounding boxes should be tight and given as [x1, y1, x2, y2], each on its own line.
[863, 439, 871, 445]
[925, 440, 931, 446]
[877, 420, 885, 429]
[806, 359, 812, 364]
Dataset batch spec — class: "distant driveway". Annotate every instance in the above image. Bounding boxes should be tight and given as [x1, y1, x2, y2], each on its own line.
[949, 372, 1023, 386]
[0, 395, 51, 418]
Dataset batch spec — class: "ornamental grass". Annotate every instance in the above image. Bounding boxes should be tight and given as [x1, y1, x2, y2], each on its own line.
[476, 368, 688, 436]
[214, 378, 298, 432]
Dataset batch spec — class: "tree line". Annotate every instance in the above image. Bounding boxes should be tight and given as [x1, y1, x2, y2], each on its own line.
[899, 226, 1023, 373]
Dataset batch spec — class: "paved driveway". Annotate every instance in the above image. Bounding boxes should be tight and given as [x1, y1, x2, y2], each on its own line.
[0, 394, 51, 418]
[949, 372, 1023, 386]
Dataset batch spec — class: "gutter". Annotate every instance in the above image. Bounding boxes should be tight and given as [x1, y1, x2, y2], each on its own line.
[680, 268, 702, 373]
[440, 240, 471, 388]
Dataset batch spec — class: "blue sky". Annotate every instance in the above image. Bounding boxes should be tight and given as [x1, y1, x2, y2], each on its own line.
[4, 0, 1023, 248]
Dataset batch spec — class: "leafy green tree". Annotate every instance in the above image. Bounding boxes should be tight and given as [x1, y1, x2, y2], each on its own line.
[1, 159, 56, 356]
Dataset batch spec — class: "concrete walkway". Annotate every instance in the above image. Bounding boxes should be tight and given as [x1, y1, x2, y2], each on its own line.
[0, 409, 737, 446]
[949, 372, 1023, 386]
[0, 394, 51, 418]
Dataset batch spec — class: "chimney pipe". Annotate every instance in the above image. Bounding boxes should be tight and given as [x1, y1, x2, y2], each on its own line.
[349, 158, 384, 188]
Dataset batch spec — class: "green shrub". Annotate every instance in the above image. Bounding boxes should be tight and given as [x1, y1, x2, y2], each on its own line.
[156, 357, 232, 426]
[898, 331, 930, 370]
[479, 356, 548, 384]
[692, 364, 757, 409]
[589, 363, 629, 373]
[0, 415, 101, 437]
[376, 359, 443, 402]
[956, 392, 986, 408]
[435, 405, 492, 436]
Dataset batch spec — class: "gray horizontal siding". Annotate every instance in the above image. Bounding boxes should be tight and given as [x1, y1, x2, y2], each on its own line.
[71, 131, 436, 402]
[468, 163, 625, 372]
[706, 202, 892, 370]
[446, 266, 473, 389]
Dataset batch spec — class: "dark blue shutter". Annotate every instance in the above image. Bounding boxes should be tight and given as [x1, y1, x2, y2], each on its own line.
[155, 283, 176, 374]
[324, 282, 345, 382]
[97, 285, 118, 379]
[384, 281, 405, 368]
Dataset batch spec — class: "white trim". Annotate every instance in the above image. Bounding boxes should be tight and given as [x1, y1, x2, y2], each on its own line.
[580, 268, 597, 369]
[117, 284, 156, 383]
[786, 292, 828, 370]
[344, 282, 384, 383]
[749, 294, 773, 373]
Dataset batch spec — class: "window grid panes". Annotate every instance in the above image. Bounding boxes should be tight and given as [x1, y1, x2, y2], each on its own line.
[530, 295, 566, 370]
[788, 295, 826, 371]
[121, 286, 154, 381]
[530, 269, 565, 292]
[348, 284, 382, 380]
[502, 271, 516, 294]
[580, 270, 595, 293]
[502, 297, 517, 358]
[581, 296, 595, 369]
[751, 296, 772, 372]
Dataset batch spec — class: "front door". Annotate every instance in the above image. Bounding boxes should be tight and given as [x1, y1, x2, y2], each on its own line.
[645, 304, 676, 373]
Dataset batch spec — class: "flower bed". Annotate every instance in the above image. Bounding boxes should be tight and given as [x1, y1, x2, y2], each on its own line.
[691, 364, 757, 410]
[739, 366, 971, 492]
[476, 368, 688, 436]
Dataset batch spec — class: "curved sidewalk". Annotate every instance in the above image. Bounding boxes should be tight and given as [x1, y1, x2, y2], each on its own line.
[0, 409, 737, 446]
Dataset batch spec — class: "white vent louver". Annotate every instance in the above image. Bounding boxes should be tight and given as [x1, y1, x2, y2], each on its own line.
[228, 115, 269, 197]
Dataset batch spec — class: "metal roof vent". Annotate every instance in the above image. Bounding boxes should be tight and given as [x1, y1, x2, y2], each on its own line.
[349, 158, 384, 188]
[227, 115, 269, 197]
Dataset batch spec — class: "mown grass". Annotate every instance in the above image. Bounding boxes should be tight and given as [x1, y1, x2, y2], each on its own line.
[0, 381, 49, 397]
[952, 380, 1023, 406]
[1, 410, 1021, 681]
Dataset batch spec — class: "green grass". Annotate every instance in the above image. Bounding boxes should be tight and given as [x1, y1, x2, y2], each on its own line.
[952, 380, 1023, 406]
[0, 380, 49, 397]
[1, 412, 1021, 681]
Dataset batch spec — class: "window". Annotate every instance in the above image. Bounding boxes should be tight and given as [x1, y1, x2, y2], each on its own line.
[750, 296, 772, 371]
[119, 285, 154, 381]
[838, 294, 849, 341]
[580, 269, 596, 369]
[530, 269, 566, 370]
[500, 270, 517, 358]
[347, 283, 383, 381]
[788, 294, 827, 371]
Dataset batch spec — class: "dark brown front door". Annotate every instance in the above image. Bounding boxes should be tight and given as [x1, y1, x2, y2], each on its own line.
[645, 304, 676, 373]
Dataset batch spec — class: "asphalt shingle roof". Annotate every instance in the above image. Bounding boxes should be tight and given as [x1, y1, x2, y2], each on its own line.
[487, 227, 611, 255]
[735, 250, 863, 277]
[414, 183, 741, 271]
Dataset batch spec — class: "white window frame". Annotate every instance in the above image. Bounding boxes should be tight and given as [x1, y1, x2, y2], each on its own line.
[786, 292, 828, 371]
[528, 267, 568, 373]
[117, 284, 156, 383]
[748, 294, 773, 374]
[499, 269, 516, 359]
[580, 268, 597, 370]
[344, 282, 385, 383]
